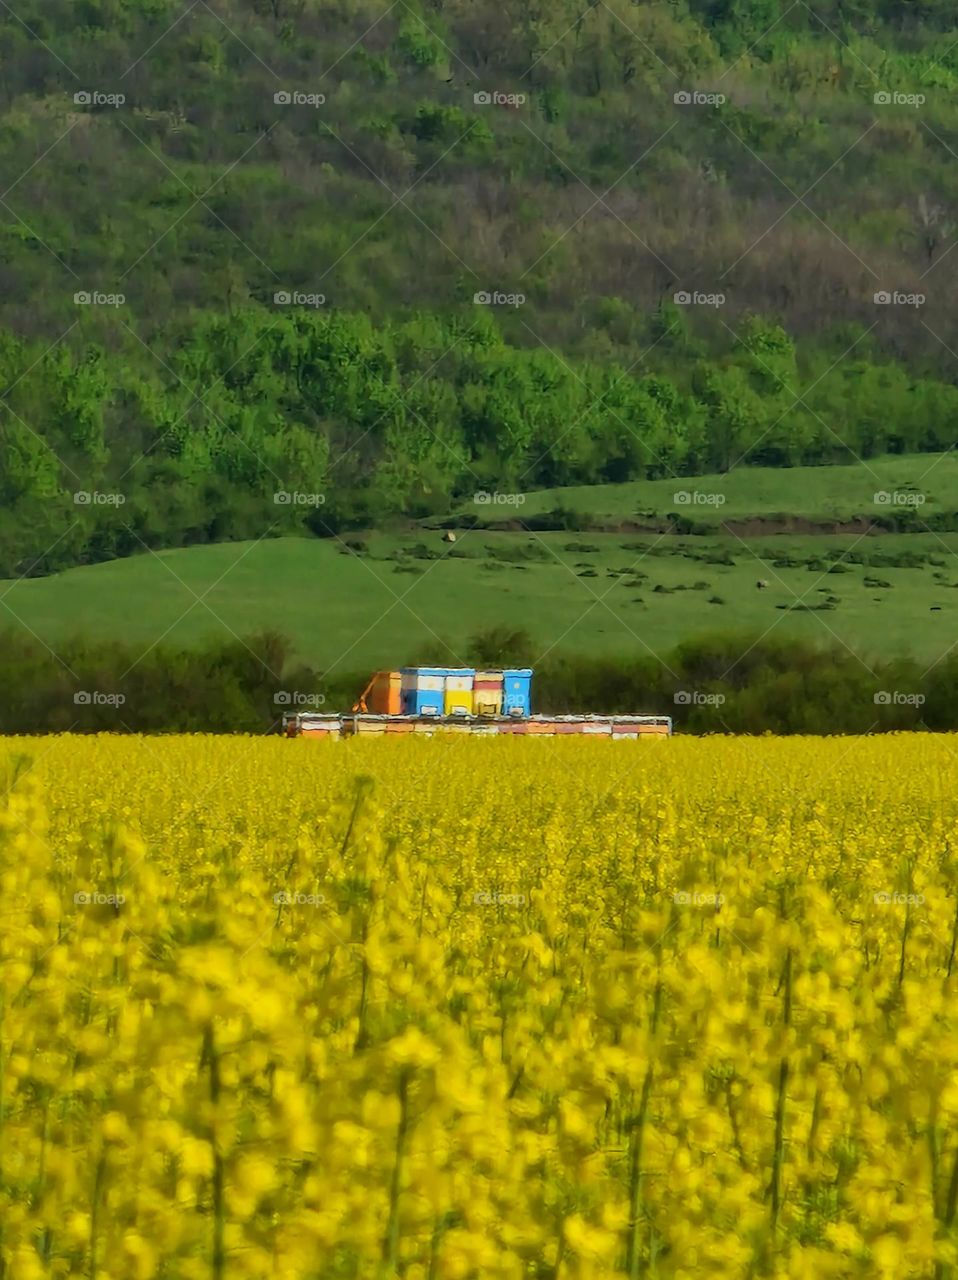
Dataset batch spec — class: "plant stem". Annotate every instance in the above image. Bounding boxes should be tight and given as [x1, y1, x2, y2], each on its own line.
[382, 1069, 410, 1275]
[90, 1153, 105, 1280]
[771, 947, 792, 1232]
[205, 1025, 225, 1280]
[626, 1064, 654, 1280]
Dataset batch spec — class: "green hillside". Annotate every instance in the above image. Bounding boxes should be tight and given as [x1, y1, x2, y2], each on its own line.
[6, 526, 958, 672]
[3, 1, 958, 577]
[482, 453, 958, 526]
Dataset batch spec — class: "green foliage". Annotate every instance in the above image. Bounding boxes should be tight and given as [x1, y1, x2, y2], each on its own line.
[466, 625, 538, 667]
[1, 303, 957, 576]
[0, 0, 957, 573]
[394, 15, 444, 69]
[529, 630, 941, 733]
[1, 623, 947, 734]
[0, 630, 320, 734]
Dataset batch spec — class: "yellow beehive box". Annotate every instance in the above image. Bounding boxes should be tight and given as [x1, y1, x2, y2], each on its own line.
[443, 669, 474, 716]
[444, 688, 474, 716]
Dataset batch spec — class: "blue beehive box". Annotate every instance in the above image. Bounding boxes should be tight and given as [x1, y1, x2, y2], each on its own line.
[502, 668, 533, 717]
[399, 667, 446, 716]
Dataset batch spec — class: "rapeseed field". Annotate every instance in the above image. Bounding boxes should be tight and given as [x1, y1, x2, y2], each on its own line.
[0, 735, 956, 1279]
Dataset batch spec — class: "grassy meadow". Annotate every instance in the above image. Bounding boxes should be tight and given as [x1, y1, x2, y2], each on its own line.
[3, 527, 956, 673]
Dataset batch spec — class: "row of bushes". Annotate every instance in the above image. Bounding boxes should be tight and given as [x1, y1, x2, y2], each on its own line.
[0, 628, 953, 736]
[0, 632, 319, 735]
[534, 636, 945, 734]
[453, 627, 946, 734]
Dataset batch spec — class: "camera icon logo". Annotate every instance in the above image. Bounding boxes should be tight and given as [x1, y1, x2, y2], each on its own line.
[874, 290, 891, 304]
[474, 91, 491, 105]
[874, 91, 891, 105]
[473, 291, 491, 304]
[274, 691, 292, 705]
[74, 291, 91, 305]
[73, 91, 91, 105]
[273, 290, 291, 304]
[673, 291, 691, 305]
[674, 690, 692, 705]
[73, 891, 91, 904]
[73, 491, 91, 505]
[474, 491, 491, 504]
[274, 91, 292, 105]
[273, 491, 291, 504]
[74, 691, 92, 705]
[273, 891, 291, 905]
[673, 491, 691, 505]
[874, 691, 892, 705]
[673, 90, 692, 104]
[874, 491, 891, 505]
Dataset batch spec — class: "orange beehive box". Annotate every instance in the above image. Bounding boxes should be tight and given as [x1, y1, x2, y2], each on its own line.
[366, 671, 402, 715]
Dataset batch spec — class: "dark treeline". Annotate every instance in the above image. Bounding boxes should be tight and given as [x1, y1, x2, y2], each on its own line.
[1, 627, 953, 736]
[0, 631, 317, 734]
[3, 1, 958, 574]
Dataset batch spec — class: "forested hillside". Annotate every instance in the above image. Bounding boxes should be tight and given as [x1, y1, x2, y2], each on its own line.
[2, 0, 958, 574]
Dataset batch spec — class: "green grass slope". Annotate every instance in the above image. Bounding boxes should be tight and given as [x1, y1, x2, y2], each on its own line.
[511, 454, 958, 526]
[5, 528, 958, 672]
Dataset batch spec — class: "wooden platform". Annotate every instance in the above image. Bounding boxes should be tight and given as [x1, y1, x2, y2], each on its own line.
[282, 713, 673, 738]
